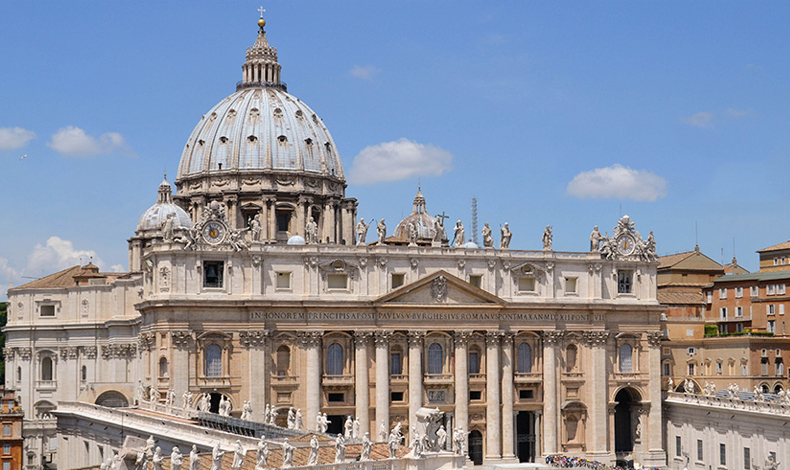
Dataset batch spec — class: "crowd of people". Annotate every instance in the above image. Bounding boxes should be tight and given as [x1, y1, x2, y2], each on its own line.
[545, 454, 662, 470]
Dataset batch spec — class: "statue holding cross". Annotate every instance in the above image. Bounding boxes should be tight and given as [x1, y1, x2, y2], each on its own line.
[433, 212, 448, 244]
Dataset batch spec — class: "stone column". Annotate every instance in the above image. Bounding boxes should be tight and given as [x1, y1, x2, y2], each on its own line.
[355, 331, 373, 436]
[301, 331, 323, 430]
[241, 330, 269, 422]
[485, 330, 503, 461]
[501, 333, 516, 461]
[408, 331, 425, 426]
[170, 331, 192, 404]
[266, 198, 277, 241]
[647, 332, 664, 454]
[585, 330, 610, 457]
[296, 197, 308, 238]
[375, 331, 393, 438]
[454, 331, 472, 433]
[324, 201, 336, 244]
[534, 410, 542, 459]
[542, 330, 563, 455]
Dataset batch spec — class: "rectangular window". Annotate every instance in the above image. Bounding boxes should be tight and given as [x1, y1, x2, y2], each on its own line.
[742, 364, 748, 375]
[735, 287, 744, 298]
[697, 439, 703, 461]
[390, 353, 402, 375]
[744, 447, 750, 470]
[762, 359, 769, 375]
[780, 284, 787, 295]
[3, 444, 9, 454]
[468, 275, 482, 289]
[719, 288, 728, 299]
[720, 443, 726, 466]
[768, 320, 776, 333]
[2, 461, 9, 470]
[687, 347, 696, 355]
[390, 392, 404, 402]
[391, 273, 405, 289]
[3, 426, 9, 436]
[469, 390, 482, 401]
[327, 273, 348, 290]
[781, 305, 786, 315]
[706, 291, 713, 303]
[203, 261, 224, 288]
[519, 389, 534, 400]
[768, 284, 776, 295]
[276, 211, 291, 232]
[40, 305, 55, 317]
[663, 362, 671, 376]
[736, 323, 744, 333]
[565, 277, 577, 294]
[468, 352, 480, 374]
[688, 363, 695, 375]
[517, 277, 536, 293]
[716, 362, 723, 374]
[617, 271, 633, 294]
[327, 393, 344, 403]
[276, 272, 291, 289]
[776, 362, 784, 376]
[768, 304, 776, 315]
[751, 286, 759, 297]
[676, 436, 682, 457]
[720, 307, 728, 319]
[736, 306, 743, 317]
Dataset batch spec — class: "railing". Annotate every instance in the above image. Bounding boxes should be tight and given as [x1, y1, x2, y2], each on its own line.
[196, 376, 232, 387]
[271, 375, 299, 384]
[390, 374, 408, 383]
[423, 374, 454, 384]
[666, 391, 790, 416]
[468, 373, 485, 382]
[35, 380, 57, 390]
[323, 374, 354, 385]
[236, 80, 288, 92]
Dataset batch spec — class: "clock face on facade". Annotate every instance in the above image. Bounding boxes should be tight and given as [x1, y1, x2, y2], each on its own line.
[617, 234, 636, 256]
[202, 221, 226, 244]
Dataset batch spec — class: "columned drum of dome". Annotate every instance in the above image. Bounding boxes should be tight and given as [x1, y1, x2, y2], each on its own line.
[174, 15, 357, 244]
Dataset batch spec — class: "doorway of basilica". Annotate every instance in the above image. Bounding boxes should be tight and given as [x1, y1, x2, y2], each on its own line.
[468, 430, 483, 465]
[516, 411, 536, 462]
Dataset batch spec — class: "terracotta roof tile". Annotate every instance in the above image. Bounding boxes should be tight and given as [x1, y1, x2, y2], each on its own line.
[658, 292, 704, 305]
[758, 241, 790, 253]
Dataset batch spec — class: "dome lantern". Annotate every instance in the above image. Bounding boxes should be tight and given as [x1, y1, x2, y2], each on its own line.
[239, 10, 285, 91]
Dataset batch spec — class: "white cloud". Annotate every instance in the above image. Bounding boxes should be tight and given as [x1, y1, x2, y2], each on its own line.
[0, 127, 36, 150]
[682, 111, 713, 128]
[566, 164, 667, 202]
[111, 264, 125, 273]
[726, 107, 752, 117]
[47, 126, 128, 157]
[349, 65, 380, 80]
[26, 236, 105, 274]
[348, 138, 453, 185]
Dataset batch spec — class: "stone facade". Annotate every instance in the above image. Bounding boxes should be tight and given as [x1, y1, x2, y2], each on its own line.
[4, 13, 668, 470]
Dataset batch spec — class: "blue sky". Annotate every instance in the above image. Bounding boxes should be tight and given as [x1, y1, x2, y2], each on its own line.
[2, 2, 789, 298]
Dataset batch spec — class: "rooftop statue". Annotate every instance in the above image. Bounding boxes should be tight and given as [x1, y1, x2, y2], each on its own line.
[356, 218, 369, 245]
[500, 222, 512, 249]
[452, 221, 465, 247]
[377, 219, 387, 245]
[482, 223, 493, 248]
[542, 225, 553, 251]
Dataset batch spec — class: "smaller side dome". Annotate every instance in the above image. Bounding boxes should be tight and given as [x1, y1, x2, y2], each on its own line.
[394, 188, 444, 242]
[136, 178, 192, 233]
[287, 235, 306, 245]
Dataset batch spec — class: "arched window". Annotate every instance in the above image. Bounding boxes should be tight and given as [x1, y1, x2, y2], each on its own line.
[327, 343, 344, 376]
[205, 344, 222, 377]
[619, 344, 633, 373]
[276, 345, 291, 376]
[41, 356, 53, 381]
[468, 348, 481, 374]
[566, 345, 577, 373]
[517, 343, 532, 373]
[428, 342, 443, 375]
[159, 357, 169, 377]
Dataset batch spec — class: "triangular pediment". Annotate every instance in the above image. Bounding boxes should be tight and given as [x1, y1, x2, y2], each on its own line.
[375, 270, 504, 306]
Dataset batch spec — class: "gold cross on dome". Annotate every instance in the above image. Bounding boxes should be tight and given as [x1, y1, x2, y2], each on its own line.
[258, 6, 266, 18]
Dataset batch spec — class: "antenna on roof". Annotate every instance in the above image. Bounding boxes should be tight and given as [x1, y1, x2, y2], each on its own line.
[721, 247, 724, 265]
[471, 197, 479, 246]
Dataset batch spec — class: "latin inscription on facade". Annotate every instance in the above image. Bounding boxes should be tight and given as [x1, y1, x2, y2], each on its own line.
[249, 311, 604, 323]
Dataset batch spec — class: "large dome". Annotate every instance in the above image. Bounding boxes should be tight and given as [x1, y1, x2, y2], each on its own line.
[177, 87, 343, 179]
